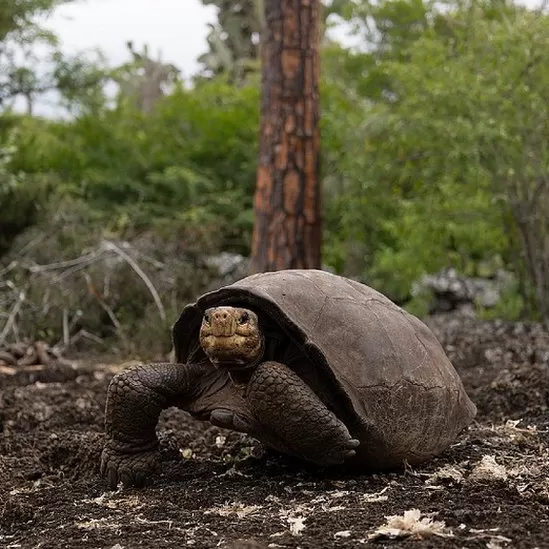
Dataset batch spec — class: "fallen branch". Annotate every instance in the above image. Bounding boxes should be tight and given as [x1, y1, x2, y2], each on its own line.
[68, 329, 104, 346]
[0, 340, 73, 368]
[82, 272, 128, 346]
[28, 249, 103, 273]
[0, 291, 25, 346]
[102, 240, 166, 322]
[53, 310, 83, 353]
[62, 308, 69, 348]
[0, 260, 18, 278]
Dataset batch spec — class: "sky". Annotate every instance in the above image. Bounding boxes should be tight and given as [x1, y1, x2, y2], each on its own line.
[46, 0, 542, 72]
[32, 0, 352, 115]
[46, 0, 216, 78]
[30, 0, 543, 115]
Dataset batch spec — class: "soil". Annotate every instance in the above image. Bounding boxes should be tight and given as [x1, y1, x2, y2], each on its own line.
[1, 314, 548, 549]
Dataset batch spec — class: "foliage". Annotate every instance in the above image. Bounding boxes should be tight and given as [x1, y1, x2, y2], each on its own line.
[3, 0, 549, 353]
[52, 49, 110, 114]
[0, 0, 75, 109]
[1, 197, 221, 357]
[6, 76, 260, 252]
[0, 134, 51, 256]
[319, 0, 549, 321]
[197, 0, 263, 83]
[0, 0, 68, 42]
[360, 1, 549, 318]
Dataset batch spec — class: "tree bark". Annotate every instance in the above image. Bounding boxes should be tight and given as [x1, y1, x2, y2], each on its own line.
[251, 0, 322, 273]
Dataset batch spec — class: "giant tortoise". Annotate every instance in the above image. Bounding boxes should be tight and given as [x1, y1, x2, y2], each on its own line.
[101, 269, 476, 487]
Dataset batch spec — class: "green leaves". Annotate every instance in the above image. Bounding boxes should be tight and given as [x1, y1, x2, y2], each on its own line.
[0, 134, 50, 255]
[2, 0, 548, 320]
[0, 0, 76, 111]
[322, 0, 549, 317]
[3, 76, 260, 253]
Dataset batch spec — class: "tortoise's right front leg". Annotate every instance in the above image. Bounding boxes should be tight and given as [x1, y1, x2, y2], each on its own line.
[101, 362, 194, 489]
[246, 361, 360, 466]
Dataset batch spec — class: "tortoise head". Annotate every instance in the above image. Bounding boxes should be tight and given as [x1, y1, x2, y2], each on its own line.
[199, 306, 264, 369]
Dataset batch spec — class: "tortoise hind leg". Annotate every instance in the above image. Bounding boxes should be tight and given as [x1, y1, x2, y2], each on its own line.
[246, 361, 360, 466]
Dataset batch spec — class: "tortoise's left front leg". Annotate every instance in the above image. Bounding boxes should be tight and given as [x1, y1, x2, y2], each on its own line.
[245, 361, 360, 466]
[101, 362, 200, 488]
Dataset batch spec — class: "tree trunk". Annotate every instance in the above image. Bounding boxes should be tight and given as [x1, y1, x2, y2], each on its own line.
[251, 0, 322, 273]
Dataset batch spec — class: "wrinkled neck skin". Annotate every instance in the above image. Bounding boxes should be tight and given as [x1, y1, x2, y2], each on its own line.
[225, 329, 293, 386]
[226, 335, 266, 386]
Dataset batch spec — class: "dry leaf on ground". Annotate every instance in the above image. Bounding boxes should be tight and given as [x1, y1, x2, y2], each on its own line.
[368, 508, 453, 540]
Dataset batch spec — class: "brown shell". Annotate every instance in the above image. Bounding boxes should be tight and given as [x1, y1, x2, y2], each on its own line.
[173, 269, 476, 468]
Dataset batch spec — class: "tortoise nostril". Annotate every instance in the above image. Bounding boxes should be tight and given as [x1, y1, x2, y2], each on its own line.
[213, 311, 228, 322]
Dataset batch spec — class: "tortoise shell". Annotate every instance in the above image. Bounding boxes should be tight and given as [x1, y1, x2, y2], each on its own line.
[173, 269, 476, 469]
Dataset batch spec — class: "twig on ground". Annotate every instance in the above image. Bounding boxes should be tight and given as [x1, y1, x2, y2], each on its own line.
[82, 272, 127, 345]
[17, 232, 46, 255]
[0, 261, 18, 278]
[0, 291, 25, 346]
[58, 256, 106, 280]
[54, 310, 84, 353]
[62, 308, 69, 348]
[68, 329, 103, 347]
[27, 250, 102, 273]
[102, 240, 166, 322]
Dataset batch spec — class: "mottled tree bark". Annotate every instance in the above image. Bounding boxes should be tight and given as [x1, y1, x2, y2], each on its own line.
[251, 0, 322, 273]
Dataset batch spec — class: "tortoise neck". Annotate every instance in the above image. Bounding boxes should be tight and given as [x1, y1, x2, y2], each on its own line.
[228, 335, 265, 385]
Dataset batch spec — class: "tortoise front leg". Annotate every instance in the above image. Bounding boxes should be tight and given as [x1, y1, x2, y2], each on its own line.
[246, 361, 360, 466]
[101, 362, 199, 488]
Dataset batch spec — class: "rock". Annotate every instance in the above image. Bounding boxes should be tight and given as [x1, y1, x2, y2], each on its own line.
[205, 252, 250, 290]
[412, 267, 515, 314]
[204, 254, 336, 292]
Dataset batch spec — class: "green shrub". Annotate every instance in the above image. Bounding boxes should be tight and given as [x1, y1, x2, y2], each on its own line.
[0, 142, 52, 255]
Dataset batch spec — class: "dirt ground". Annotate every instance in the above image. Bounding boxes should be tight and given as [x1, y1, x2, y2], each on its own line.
[1, 315, 548, 549]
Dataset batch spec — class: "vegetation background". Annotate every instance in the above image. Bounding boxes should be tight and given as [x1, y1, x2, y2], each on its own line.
[1, 0, 548, 358]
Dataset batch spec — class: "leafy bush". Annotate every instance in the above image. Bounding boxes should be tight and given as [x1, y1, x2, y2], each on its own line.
[0, 140, 51, 255]
[7, 77, 260, 252]
[1, 197, 227, 358]
[4, 0, 549, 345]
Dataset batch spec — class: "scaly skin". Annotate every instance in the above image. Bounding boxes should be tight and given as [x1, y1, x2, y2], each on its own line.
[200, 306, 263, 367]
[246, 361, 359, 465]
[101, 362, 190, 488]
[101, 307, 359, 488]
[101, 360, 249, 488]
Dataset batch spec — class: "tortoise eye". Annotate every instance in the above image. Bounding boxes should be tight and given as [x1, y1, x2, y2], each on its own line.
[204, 313, 211, 324]
[238, 312, 250, 325]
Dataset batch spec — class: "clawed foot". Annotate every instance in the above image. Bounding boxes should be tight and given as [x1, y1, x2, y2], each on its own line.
[209, 408, 255, 433]
[100, 444, 161, 489]
[318, 436, 361, 466]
